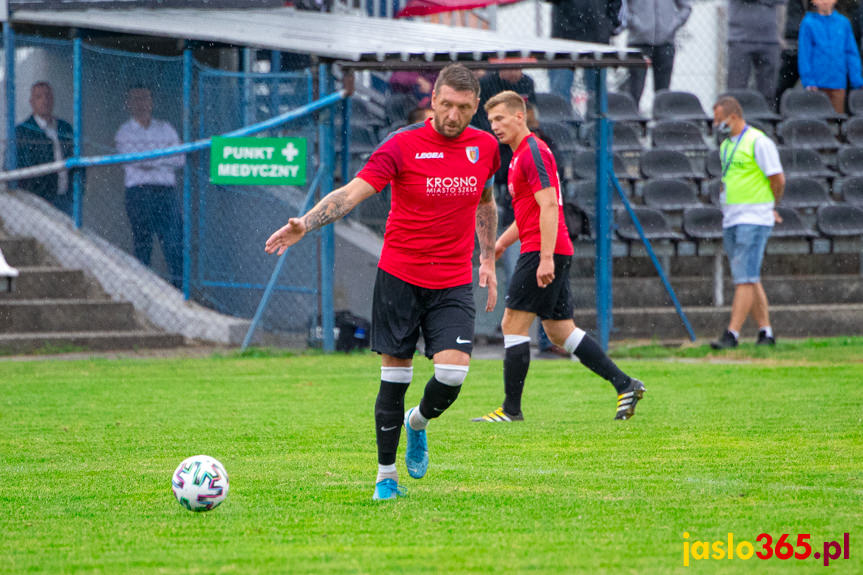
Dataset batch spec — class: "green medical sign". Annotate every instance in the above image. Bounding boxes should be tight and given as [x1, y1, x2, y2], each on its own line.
[210, 137, 307, 185]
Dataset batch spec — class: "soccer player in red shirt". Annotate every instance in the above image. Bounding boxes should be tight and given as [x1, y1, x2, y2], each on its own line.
[265, 64, 500, 501]
[472, 90, 645, 423]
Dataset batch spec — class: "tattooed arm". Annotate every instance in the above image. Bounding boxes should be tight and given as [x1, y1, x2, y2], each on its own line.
[476, 184, 498, 312]
[264, 178, 377, 255]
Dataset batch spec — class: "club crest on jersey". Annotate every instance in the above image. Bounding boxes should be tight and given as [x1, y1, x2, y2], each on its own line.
[465, 146, 480, 164]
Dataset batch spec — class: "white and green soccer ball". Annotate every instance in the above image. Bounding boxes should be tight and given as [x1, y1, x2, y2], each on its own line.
[171, 455, 229, 512]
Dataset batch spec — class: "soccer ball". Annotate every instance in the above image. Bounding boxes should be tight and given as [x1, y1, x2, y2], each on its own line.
[171, 455, 229, 512]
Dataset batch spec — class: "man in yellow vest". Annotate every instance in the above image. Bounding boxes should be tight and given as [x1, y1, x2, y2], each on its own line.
[710, 96, 785, 349]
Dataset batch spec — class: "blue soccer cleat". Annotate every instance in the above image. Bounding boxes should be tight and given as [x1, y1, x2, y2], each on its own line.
[404, 407, 429, 479]
[372, 478, 406, 501]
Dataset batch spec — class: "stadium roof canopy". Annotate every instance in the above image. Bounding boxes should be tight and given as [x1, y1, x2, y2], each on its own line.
[11, 6, 645, 69]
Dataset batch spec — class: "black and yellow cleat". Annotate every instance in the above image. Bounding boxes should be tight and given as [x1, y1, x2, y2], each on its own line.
[471, 406, 524, 422]
[614, 379, 646, 420]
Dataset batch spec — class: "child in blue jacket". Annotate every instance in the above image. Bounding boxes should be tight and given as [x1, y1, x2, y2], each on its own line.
[798, 0, 863, 113]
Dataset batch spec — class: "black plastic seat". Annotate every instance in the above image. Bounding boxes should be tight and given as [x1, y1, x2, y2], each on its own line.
[564, 178, 616, 209]
[349, 97, 386, 127]
[817, 204, 863, 236]
[772, 206, 818, 238]
[778, 147, 836, 179]
[652, 90, 711, 124]
[640, 149, 706, 180]
[780, 89, 846, 122]
[682, 206, 724, 239]
[384, 93, 419, 125]
[587, 91, 649, 127]
[536, 92, 581, 123]
[843, 117, 863, 146]
[777, 118, 839, 151]
[849, 89, 863, 116]
[718, 89, 780, 122]
[837, 146, 863, 176]
[581, 121, 643, 153]
[706, 150, 722, 178]
[839, 176, 863, 206]
[573, 150, 637, 182]
[652, 120, 709, 152]
[642, 178, 702, 211]
[615, 207, 684, 241]
[335, 124, 378, 155]
[781, 177, 832, 209]
[538, 122, 581, 153]
[707, 179, 722, 205]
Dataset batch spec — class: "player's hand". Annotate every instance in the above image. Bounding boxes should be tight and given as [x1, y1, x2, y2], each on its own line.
[773, 209, 783, 224]
[537, 256, 555, 288]
[494, 239, 507, 261]
[478, 257, 498, 312]
[264, 218, 307, 255]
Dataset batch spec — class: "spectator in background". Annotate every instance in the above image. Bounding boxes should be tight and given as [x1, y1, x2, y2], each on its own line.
[15, 82, 75, 216]
[775, 0, 809, 110]
[390, 70, 437, 108]
[726, 0, 787, 109]
[407, 107, 434, 125]
[115, 85, 185, 289]
[472, 67, 537, 133]
[548, 0, 624, 102]
[798, 0, 863, 113]
[625, 0, 692, 106]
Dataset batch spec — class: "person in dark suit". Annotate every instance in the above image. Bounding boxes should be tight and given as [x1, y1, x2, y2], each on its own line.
[15, 82, 75, 216]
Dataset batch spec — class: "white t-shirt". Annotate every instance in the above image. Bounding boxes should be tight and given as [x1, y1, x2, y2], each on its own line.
[721, 129, 783, 228]
[114, 117, 185, 188]
[34, 115, 68, 194]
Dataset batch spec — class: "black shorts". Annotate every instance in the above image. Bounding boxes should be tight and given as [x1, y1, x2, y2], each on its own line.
[371, 268, 475, 359]
[505, 252, 573, 320]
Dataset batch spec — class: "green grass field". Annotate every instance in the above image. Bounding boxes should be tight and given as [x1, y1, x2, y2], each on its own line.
[2, 341, 862, 574]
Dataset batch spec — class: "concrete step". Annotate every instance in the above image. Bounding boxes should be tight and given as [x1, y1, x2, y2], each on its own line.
[0, 300, 137, 333]
[0, 237, 45, 267]
[0, 330, 186, 354]
[0, 267, 89, 300]
[572, 303, 863, 340]
[570, 275, 863, 308]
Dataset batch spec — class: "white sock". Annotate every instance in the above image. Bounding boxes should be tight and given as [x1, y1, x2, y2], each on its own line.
[760, 326, 773, 338]
[504, 334, 531, 348]
[728, 329, 739, 340]
[376, 463, 397, 483]
[409, 406, 428, 431]
[563, 328, 586, 354]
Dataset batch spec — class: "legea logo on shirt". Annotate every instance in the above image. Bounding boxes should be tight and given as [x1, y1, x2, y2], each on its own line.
[426, 176, 478, 195]
[415, 152, 444, 159]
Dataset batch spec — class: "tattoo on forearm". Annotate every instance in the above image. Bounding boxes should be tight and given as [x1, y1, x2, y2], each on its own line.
[475, 200, 498, 260]
[303, 190, 350, 232]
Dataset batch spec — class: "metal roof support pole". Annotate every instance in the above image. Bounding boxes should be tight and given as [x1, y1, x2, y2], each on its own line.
[240, 47, 253, 127]
[72, 33, 83, 229]
[341, 93, 351, 190]
[594, 67, 612, 351]
[196, 68, 207, 291]
[318, 62, 336, 353]
[4, 22, 15, 177]
[270, 50, 282, 119]
[182, 41, 193, 300]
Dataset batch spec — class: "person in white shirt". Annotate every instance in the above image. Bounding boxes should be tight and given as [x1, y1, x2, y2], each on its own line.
[115, 85, 185, 289]
[15, 82, 75, 216]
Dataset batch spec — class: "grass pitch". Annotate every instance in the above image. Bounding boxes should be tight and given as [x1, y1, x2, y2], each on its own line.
[1, 342, 862, 574]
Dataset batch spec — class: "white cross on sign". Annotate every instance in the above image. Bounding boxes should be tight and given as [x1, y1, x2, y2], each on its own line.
[281, 142, 300, 162]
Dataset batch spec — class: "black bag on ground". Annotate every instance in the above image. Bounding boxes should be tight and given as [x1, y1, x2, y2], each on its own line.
[335, 310, 371, 352]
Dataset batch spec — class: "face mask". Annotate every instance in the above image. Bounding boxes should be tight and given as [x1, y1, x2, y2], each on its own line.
[716, 121, 731, 136]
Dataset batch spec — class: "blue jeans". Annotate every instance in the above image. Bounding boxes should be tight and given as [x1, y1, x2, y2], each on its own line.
[723, 224, 771, 284]
[125, 184, 184, 289]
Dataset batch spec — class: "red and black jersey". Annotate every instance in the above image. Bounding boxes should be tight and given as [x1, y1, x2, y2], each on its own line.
[357, 118, 500, 289]
[508, 133, 573, 256]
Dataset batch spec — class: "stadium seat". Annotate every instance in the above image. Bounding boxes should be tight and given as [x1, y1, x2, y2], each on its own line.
[642, 178, 703, 211]
[706, 150, 723, 178]
[615, 206, 684, 241]
[780, 89, 846, 122]
[839, 176, 863, 206]
[682, 205, 723, 239]
[588, 91, 650, 134]
[573, 150, 638, 183]
[640, 149, 706, 181]
[778, 147, 836, 179]
[564, 178, 616, 209]
[538, 121, 581, 153]
[535, 92, 582, 123]
[706, 179, 722, 205]
[777, 118, 839, 152]
[848, 89, 863, 116]
[652, 90, 711, 125]
[781, 177, 832, 209]
[335, 124, 378, 155]
[348, 97, 387, 127]
[581, 121, 644, 153]
[718, 89, 780, 123]
[385, 93, 419, 125]
[817, 204, 863, 236]
[772, 206, 818, 238]
[651, 120, 709, 152]
[843, 117, 863, 146]
[837, 146, 863, 176]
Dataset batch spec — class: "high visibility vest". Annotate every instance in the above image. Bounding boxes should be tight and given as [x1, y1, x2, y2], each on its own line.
[720, 127, 774, 205]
